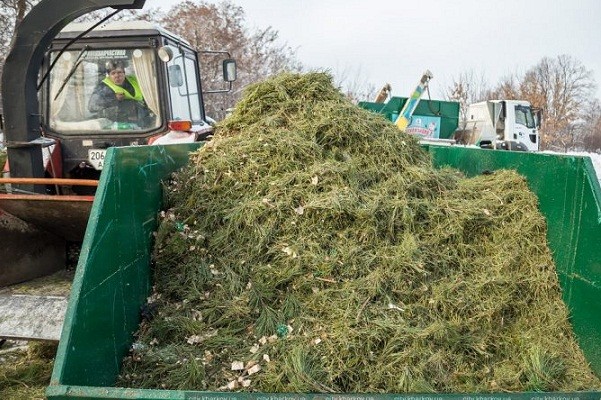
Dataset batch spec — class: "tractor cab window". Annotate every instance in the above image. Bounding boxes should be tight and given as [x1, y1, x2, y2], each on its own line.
[167, 52, 202, 124]
[47, 48, 161, 133]
[515, 104, 536, 129]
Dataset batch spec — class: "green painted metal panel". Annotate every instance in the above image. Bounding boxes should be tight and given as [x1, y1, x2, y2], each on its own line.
[358, 97, 460, 139]
[426, 145, 601, 377]
[50, 143, 202, 390]
[44, 389, 601, 400]
[48, 144, 601, 399]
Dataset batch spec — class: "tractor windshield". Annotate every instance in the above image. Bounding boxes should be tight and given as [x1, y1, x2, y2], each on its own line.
[47, 48, 161, 133]
[514, 104, 536, 129]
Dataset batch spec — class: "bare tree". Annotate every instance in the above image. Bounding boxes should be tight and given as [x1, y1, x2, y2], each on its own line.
[491, 55, 597, 150]
[581, 99, 601, 152]
[0, 0, 38, 82]
[157, 0, 302, 120]
[331, 65, 377, 104]
[445, 69, 490, 129]
[488, 74, 520, 100]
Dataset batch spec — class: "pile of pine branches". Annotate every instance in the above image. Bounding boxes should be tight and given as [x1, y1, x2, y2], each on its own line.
[118, 72, 600, 393]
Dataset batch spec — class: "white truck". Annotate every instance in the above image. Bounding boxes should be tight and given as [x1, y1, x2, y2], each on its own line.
[371, 74, 541, 152]
[456, 100, 541, 152]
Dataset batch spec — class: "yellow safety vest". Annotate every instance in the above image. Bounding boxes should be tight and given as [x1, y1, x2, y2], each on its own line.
[102, 75, 144, 102]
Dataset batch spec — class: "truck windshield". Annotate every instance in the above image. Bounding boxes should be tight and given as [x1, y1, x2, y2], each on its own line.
[514, 105, 535, 129]
[47, 48, 161, 133]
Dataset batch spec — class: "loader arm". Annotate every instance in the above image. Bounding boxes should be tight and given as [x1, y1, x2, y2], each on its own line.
[1, 0, 146, 193]
[0, 0, 147, 341]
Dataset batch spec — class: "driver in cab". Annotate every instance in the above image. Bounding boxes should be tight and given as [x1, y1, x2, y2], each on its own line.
[88, 60, 152, 128]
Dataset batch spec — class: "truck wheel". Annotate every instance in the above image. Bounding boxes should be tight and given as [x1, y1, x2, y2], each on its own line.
[503, 141, 528, 151]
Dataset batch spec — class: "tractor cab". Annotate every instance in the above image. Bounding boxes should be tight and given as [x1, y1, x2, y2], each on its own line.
[40, 21, 233, 180]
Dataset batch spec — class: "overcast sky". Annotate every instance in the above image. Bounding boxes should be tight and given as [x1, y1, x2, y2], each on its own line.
[146, 0, 601, 100]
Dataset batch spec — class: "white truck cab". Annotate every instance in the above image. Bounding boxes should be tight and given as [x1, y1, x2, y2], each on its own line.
[462, 100, 540, 152]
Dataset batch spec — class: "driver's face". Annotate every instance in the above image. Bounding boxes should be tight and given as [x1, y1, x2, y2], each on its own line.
[108, 68, 126, 85]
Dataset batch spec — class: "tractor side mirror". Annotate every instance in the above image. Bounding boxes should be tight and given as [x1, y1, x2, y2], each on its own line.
[223, 59, 237, 82]
[200, 51, 236, 94]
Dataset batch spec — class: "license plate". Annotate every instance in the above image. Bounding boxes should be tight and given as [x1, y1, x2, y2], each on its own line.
[88, 149, 106, 170]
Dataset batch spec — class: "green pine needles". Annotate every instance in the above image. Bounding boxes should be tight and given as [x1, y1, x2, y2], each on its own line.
[118, 72, 601, 393]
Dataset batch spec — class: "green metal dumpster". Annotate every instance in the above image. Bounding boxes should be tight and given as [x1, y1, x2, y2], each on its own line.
[47, 143, 601, 399]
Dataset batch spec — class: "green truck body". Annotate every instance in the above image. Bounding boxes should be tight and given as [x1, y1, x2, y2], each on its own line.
[358, 97, 460, 140]
[47, 143, 601, 399]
